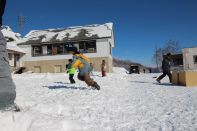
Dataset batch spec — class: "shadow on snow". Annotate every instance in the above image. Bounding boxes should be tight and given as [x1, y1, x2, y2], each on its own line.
[43, 82, 87, 90]
[130, 81, 183, 87]
[153, 82, 183, 87]
[130, 81, 154, 84]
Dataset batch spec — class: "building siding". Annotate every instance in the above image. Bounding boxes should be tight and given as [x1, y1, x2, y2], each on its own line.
[18, 38, 114, 73]
[19, 38, 111, 62]
[183, 47, 197, 70]
[23, 57, 113, 73]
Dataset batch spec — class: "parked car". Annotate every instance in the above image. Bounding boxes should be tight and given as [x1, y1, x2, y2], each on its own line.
[129, 65, 140, 74]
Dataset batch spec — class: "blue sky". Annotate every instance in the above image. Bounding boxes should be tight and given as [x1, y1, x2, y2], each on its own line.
[3, 0, 197, 67]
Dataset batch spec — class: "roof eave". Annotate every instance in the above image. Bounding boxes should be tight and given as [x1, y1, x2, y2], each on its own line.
[17, 36, 112, 45]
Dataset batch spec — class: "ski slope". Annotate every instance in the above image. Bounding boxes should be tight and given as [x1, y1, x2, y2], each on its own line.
[0, 67, 197, 131]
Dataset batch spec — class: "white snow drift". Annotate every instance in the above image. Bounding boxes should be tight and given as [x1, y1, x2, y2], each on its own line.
[0, 67, 197, 131]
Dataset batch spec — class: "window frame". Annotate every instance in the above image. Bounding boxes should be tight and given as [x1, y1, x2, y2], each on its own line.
[194, 55, 197, 64]
[31, 40, 97, 57]
[78, 40, 97, 53]
[8, 53, 12, 60]
[32, 45, 43, 57]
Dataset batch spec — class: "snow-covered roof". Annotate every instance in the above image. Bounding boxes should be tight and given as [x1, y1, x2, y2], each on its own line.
[19, 23, 113, 45]
[1, 26, 22, 41]
[1, 26, 25, 53]
[7, 41, 26, 53]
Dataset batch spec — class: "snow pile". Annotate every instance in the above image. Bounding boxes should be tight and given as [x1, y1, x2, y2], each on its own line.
[1, 26, 21, 41]
[0, 68, 197, 131]
[22, 23, 113, 44]
[113, 67, 128, 74]
[1, 26, 25, 53]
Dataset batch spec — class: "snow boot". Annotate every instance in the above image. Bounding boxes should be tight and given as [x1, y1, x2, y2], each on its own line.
[92, 82, 100, 90]
[0, 103, 20, 112]
[156, 79, 161, 83]
[13, 103, 20, 112]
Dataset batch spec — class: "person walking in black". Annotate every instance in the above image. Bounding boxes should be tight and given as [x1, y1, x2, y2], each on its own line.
[156, 53, 172, 83]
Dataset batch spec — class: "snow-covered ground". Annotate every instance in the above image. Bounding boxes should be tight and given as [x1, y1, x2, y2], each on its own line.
[0, 67, 197, 131]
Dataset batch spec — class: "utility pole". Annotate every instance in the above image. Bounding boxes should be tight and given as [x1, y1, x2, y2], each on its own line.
[18, 14, 25, 35]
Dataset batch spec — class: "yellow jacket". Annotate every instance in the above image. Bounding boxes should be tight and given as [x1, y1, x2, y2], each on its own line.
[72, 54, 91, 69]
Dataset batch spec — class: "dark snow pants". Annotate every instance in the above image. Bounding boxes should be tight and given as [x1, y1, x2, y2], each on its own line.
[69, 74, 75, 84]
[102, 71, 106, 77]
[0, 30, 16, 109]
[77, 73, 95, 86]
[157, 71, 172, 83]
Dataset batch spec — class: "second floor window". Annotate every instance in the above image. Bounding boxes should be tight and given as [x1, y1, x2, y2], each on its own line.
[64, 43, 74, 53]
[79, 41, 96, 53]
[194, 55, 197, 64]
[32, 46, 42, 56]
[47, 45, 52, 55]
[57, 45, 64, 54]
[32, 40, 96, 57]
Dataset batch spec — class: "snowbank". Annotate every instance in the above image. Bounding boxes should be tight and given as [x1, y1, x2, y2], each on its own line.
[0, 68, 197, 131]
[1, 26, 21, 41]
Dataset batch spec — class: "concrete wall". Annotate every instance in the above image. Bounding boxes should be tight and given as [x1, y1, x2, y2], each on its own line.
[172, 70, 197, 87]
[23, 57, 113, 73]
[183, 47, 197, 70]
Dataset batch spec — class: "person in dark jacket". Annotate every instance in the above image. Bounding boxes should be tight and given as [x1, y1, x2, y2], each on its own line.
[66, 59, 76, 84]
[0, 0, 19, 111]
[156, 53, 172, 83]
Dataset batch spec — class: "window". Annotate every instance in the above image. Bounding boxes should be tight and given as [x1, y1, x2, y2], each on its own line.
[32, 46, 42, 56]
[86, 41, 96, 53]
[64, 43, 74, 53]
[31, 41, 96, 57]
[52, 45, 57, 55]
[79, 42, 86, 53]
[15, 54, 20, 61]
[194, 55, 197, 63]
[47, 45, 52, 55]
[79, 41, 96, 53]
[32, 44, 68, 56]
[57, 44, 64, 54]
[51, 44, 64, 55]
[8, 53, 12, 60]
[54, 65, 62, 73]
[34, 66, 41, 73]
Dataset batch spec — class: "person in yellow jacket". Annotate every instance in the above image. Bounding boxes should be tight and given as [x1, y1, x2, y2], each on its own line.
[66, 59, 76, 84]
[70, 47, 100, 90]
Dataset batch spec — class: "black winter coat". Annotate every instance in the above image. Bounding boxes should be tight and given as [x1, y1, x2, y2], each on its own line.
[162, 58, 171, 73]
[0, 0, 6, 26]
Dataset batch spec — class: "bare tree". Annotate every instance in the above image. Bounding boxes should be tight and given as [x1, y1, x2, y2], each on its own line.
[162, 40, 181, 54]
[153, 40, 181, 71]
